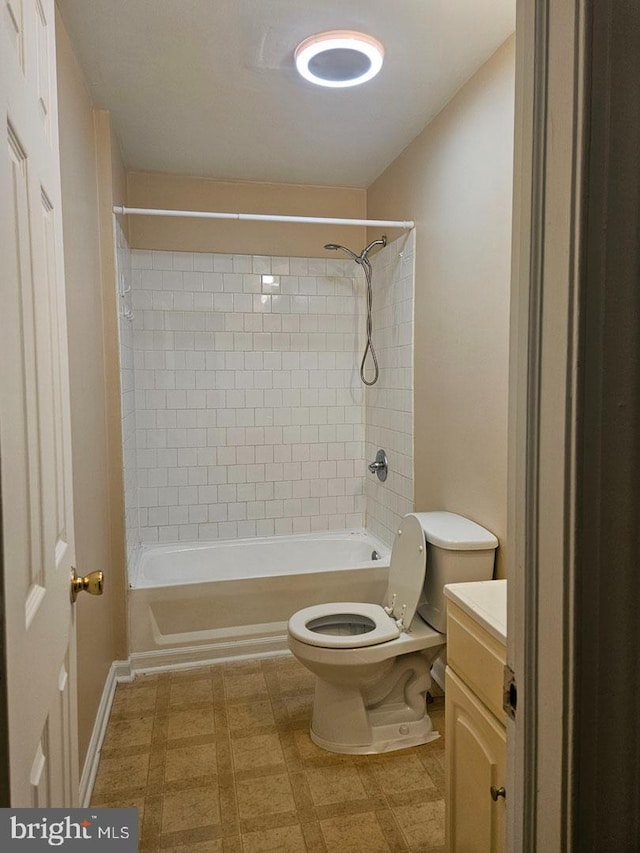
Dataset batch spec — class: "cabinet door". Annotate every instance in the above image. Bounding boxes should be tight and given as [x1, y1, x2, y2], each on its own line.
[446, 667, 506, 853]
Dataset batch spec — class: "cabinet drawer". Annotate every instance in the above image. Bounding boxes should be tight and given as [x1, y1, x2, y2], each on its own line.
[446, 602, 506, 721]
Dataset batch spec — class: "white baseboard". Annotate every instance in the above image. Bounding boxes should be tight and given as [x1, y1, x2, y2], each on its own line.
[79, 659, 133, 808]
[129, 633, 289, 675]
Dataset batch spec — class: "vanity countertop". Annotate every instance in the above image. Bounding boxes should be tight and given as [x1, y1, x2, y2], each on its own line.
[443, 579, 507, 644]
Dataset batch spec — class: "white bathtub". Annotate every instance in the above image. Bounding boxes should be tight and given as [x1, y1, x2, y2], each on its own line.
[128, 530, 390, 672]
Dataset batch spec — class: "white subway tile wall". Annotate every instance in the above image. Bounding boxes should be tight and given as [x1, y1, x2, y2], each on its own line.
[365, 232, 415, 545]
[115, 221, 140, 567]
[128, 249, 369, 544]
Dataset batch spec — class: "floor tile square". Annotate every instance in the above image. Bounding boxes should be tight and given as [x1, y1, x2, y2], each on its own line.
[275, 668, 316, 696]
[226, 700, 276, 735]
[232, 733, 285, 773]
[372, 754, 437, 795]
[102, 715, 154, 750]
[282, 694, 314, 721]
[111, 686, 158, 717]
[92, 752, 150, 797]
[161, 784, 220, 834]
[236, 773, 296, 820]
[164, 742, 217, 783]
[320, 811, 391, 852]
[306, 765, 368, 806]
[393, 800, 445, 849]
[223, 671, 269, 701]
[169, 679, 214, 707]
[166, 707, 215, 740]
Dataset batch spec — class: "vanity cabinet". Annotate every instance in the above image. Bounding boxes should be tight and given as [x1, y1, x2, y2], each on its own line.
[445, 592, 507, 853]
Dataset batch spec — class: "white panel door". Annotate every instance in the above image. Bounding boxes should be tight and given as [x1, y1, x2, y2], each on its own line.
[0, 0, 79, 806]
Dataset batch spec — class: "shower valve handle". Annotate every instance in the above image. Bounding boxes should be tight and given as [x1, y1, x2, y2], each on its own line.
[368, 449, 388, 482]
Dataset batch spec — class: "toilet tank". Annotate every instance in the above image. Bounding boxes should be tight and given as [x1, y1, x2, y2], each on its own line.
[414, 512, 498, 633]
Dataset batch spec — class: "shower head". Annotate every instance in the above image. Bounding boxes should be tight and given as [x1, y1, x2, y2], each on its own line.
[323, 237, 387, 264]
[324, 243, 360, 262]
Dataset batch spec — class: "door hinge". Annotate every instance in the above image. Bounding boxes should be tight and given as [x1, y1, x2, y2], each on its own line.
[503, 665, 517, 720]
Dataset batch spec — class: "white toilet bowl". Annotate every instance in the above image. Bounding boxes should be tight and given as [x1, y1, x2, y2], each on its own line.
[287, 512, 498, 754]
[288, 602, 445, 753]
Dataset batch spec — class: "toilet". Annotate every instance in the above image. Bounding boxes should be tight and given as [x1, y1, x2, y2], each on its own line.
[287, 511, 498, 754]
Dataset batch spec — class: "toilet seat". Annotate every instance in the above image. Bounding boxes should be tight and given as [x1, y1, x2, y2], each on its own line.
[288, 602, 401, 649]
[385, 513, 428, 628]
[288, 515, 430, 651]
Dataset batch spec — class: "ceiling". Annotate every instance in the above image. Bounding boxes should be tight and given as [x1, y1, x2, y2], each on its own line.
[57, 0, 515, 189]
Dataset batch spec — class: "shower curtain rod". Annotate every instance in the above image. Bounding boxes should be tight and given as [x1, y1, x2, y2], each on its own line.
[112, 205, 414, 229]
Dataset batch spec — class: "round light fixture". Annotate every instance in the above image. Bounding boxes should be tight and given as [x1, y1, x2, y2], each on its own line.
[294, 30, 384, 89]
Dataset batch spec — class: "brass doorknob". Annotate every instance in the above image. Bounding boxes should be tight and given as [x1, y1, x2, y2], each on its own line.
[490, 786, 506, 802]
[70, 568, 104, 603]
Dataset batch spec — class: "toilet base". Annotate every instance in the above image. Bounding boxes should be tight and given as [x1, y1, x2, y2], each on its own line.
[308, 650, 442, 754]
[311, 712, 439, 755]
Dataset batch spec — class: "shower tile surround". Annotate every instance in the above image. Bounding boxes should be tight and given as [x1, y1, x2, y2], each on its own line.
[119, 237, 414, 560]
[366, 231, 415, 545]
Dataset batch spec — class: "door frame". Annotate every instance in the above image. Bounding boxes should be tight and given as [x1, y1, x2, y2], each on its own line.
[508, 0, 587, 848]
[571, 0, 640, 848]
[509, 0, 640, 850]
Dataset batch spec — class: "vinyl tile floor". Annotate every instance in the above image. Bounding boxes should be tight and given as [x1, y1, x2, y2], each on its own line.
[91, 655, 446, 852]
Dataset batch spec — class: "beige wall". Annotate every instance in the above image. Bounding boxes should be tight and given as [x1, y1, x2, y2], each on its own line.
[94, 111, 128, 661]
[127, 171, 366, 258]
[56, 9, 127, 769]
[368, 36, 515, 577]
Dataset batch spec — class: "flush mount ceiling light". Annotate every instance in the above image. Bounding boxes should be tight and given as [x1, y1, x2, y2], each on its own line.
[294, 30, 384, 88]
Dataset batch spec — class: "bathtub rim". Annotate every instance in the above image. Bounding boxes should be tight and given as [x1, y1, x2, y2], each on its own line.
[129, 527, 391, 589]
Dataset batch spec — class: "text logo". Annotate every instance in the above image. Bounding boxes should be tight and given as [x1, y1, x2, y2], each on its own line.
[1, 809, 138, 850]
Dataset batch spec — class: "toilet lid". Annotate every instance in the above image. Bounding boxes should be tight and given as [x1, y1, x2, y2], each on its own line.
[386, 513, 427, 628]
[288, 602, 401, 648]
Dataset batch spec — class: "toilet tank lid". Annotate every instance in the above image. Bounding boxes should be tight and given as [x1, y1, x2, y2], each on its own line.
[410, 512, 498, 550]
